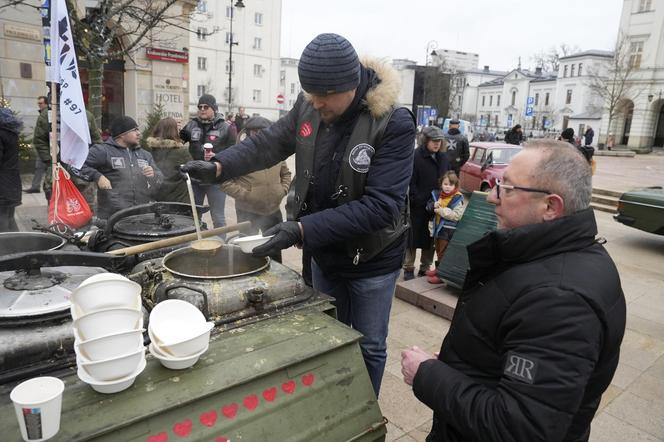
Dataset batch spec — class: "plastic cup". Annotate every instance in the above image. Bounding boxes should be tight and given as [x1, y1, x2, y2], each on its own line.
[10, 377, 64, 441]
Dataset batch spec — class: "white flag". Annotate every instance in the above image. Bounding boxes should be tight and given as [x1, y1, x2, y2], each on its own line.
[50, 0, 91, 169]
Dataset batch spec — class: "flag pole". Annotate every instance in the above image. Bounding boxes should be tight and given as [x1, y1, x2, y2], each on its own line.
[50, 82, 58, 185]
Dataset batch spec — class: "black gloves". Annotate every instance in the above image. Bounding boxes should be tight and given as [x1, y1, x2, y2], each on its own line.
[252, 221, 302, 257]
[180, 160, 218, 184]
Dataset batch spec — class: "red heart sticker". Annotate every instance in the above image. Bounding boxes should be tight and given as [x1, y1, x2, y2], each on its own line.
[243, 394, 259, 411]
[221, 403, 238, 419]
[282, 380, 296, 394]
[215, 438, 229, 442]
[299, 121, 313, 137]
[209, 136, 217, 140]
[199, 410, 218, 427]
[262, 387, 277, 402]
[147, 432, 168, 442]
[173, 419, 192, 437]
[302, 373, 315, 386]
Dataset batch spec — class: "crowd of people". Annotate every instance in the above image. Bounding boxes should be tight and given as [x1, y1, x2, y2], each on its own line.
[3, 31, 626, 442]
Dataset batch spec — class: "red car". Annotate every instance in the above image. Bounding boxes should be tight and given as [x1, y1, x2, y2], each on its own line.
[459, 142, 522, 193]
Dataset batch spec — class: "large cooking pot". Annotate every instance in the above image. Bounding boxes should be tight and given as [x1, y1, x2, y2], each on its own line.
[0, 232, 65, 255]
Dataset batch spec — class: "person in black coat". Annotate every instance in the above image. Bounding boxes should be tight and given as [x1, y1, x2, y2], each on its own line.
[0, 108, 22, 232]
[403, 126, 450, 280]
[401, 140, 625, 441]
[444, 120, 469, 175]
[504, 124, 524, 145]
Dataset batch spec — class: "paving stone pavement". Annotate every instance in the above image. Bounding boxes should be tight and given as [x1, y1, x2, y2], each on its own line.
[13, 153, 664, 440]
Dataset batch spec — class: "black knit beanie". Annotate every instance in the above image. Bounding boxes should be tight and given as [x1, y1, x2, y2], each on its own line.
[198, 94, 218, 112]
[298, 33, 361, 95]
[110, 116, 138, 138]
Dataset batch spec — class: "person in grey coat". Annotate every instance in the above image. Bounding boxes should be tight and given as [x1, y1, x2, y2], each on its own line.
[81, 116, 163, 219]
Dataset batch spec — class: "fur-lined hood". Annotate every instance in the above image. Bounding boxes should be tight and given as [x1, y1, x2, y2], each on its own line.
[304, 57, 401, 119]
[146, 137, 185, 149]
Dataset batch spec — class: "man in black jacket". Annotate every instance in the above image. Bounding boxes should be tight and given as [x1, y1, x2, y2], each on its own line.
[401, 140, 626, 441]
[444, 119, 469, 175]
[504, 123, 524, 145]
[182, 33, 416, 397]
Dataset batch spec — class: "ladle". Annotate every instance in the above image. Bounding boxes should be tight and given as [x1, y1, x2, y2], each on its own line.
[184, 172, 223, 253]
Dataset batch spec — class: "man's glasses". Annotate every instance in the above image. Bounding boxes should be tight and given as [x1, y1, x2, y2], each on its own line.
[493, 178, 551, 199]
[197, 104, 210, 110]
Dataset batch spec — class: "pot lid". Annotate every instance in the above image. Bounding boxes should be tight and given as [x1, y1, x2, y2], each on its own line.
[0, 266, 107, 318]
[113, 213, 197, 239]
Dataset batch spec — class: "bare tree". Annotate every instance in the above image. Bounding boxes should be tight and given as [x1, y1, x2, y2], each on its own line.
[531, 43, 581, 72]
[586, 33, 642, 141]
[1, 0, 196, 127]
[436, 59, 465, 118]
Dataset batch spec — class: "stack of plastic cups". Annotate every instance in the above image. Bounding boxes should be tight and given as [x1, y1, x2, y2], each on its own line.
[148, 299, 213, 370]
[70, 274, 146, 393]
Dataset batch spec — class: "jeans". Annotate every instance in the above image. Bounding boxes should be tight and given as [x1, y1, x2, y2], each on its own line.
[192, 183, 226, 229]
[311, 259, 400, 397]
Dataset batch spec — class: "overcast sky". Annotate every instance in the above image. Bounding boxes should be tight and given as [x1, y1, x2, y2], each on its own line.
[280, 0, 625, 71]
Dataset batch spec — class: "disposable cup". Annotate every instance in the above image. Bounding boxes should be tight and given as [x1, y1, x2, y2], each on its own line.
[10, 376, 65, 441]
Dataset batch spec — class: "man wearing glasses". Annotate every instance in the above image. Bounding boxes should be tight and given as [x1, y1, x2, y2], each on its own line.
[180, 94, 237, 229]
[401, 140, 626, 441]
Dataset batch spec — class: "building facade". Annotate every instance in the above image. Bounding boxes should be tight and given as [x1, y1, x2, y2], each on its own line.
[602, 0, 664, 151]
[431, 49, 479, 72]
[187, 0, 282, 120]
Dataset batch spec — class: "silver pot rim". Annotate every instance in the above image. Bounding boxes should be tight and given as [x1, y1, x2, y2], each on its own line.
[0, 232, 66, 252]
[161, 244, 270, 279]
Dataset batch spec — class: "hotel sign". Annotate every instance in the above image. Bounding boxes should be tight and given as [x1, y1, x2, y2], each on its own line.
[4, 24, 41, 42]
[146, 47, 188, 64]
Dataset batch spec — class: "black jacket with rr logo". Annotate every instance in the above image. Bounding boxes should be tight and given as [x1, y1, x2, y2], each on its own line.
[180, 114, 236, 160]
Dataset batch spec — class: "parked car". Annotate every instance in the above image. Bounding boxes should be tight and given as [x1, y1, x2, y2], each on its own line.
[614, 186, 664, 235]
[459, 142, 522, 193]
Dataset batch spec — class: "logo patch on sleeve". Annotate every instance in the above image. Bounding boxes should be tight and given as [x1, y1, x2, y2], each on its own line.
[349, 143, 375, 173]
[503, 351, 538, 384]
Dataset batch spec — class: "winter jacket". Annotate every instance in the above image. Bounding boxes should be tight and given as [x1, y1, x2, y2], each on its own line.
[427, 190, 464, 237]
[444, 128, 470, 172]
[81, 138, 164, 219]
[144, 137, 191, 204]
[504, 128, 523, 145]
[215, 58, 416, 278]
[0, 109, 22, 207]
[413, 208, 626, 442]
[584, 128, 594, 146]
[409, 145, 450, 249]
[220, 160, 291, 216]
[180, 114, 236, 160]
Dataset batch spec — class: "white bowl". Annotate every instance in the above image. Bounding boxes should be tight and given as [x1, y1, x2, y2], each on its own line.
[78, 273, 129, 288]
[75, 329, 145, 361]
[74, 308, 143, 341]
[158, 322, 214, 358]
[77, 356, 146, 394]
[70, 297, 141, 322]
[229, 234, 274, 253]
[71, 279, 141, 315]
[149, 299, 206, 344]
[78, 347, 145, 381]
[149, 343, 208, 370]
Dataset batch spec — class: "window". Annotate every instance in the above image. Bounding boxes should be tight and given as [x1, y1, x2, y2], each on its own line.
[571, 64, 576, 77]
[252, 89, 262, 102]
[511, 91, 516, 106]
[253, 37, 262, 50]
[253, 64, 263, 77]
[535, 93, 539, 106]
[542, 116, 548, 130]
[225, 60, 235, 74]
[545, 92, 550, 105]
[197, 57, 207, 71]
[290, 83, 295, 94]
[630, 41, 644, 68]
[458, 95, 462, 106]
[497, 95, 500, 106]
[578, 63, 583, 76]
[225, 32, 235, 44]
[280, 70, 286, 86]
[471, 148, 486, 165]
[563, 65, 568, 77]
[255, 12, 263, 25]
[197, 85, 206, 97]
[639, 0, 652, 11]
[566, 89, 573, 104]
[489, 95, 493, 106]
[197, 1, 207, 13]
[226, 6, 233, 18]
[494, 115, 499, 126]
[197, 27, 207, 41]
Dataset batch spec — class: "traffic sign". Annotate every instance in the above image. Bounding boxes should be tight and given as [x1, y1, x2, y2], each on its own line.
[276, 94, 285, 104]
[525, 106, 534, 117]
[527, 96, 534, 105]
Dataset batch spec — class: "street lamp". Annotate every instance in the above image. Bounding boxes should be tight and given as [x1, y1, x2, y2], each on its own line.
[425, 40, 438, 66]
[422, 40, 438, 118]
[227, 0, 245, 113]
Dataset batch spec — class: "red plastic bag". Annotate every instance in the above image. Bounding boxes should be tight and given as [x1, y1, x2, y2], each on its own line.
[48, 166, 92, 229]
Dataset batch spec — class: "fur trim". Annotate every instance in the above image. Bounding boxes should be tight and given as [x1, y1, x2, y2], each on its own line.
[303, 57, 401, 119]
[146, 137, 184, 149]
[361, 57, 401, 119]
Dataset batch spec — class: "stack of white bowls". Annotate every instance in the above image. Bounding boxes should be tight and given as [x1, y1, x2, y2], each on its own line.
[148, 299, 213, 370]
[70, 273, 146, 394]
